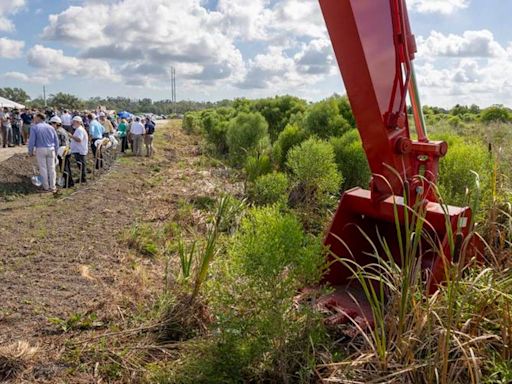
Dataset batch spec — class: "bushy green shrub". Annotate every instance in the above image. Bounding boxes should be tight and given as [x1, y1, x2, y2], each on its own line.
[337, 95, 356, 128]
[158, 207, 325, 383]
[329, 130, 371, 190]
[286, 138, 342, 231]
[287, 138, 342, 201]
[447, 115, 463, 128]
[303, 97, 352, 139]
[251, 96, 308, 141]
[231, 98, 252, 113]
[201, 110, 229, 155]
[226, 112, 269, 167]
[182, 112, 202, 134]
[248, 172, 289, 206]
[437, 137, 491, 206]
[244, 154, 272, 183]
[207, 206, 324, 381]
[272, 123, 309, 169]
[481, 105, 512, 124]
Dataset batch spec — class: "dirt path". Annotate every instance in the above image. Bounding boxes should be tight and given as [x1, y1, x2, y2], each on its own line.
[0, 121, 240, 383]
[0, 146, 26, 163]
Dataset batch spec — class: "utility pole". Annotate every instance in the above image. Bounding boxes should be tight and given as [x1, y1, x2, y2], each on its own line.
[170, 67, 176, 116]
[43, 85, 47, 108]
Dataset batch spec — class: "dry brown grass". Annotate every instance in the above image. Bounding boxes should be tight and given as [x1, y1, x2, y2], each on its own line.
[0, 341, 38, 382]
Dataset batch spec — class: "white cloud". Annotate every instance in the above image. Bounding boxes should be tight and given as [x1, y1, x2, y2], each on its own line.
[217, 0, 271, 40]
[0, 37, 24, 58]
[40, 0, 332, 90]
[415, 53, 512, 107]
[26, 45, 119, 82]
[294, 38, 335, 75]
[42, 0, 245, 87]
[0, 0, 25, 32]
[409, 0, 469, 15]
[418, 30, 506, 58]
[217, 0, 325, 42]
[237, 44, 330, 94]
[14, 0, 507, 108]
[2, 71, 47, 84]
[267, 0, 326, 40]
[412, 28, 512, 106]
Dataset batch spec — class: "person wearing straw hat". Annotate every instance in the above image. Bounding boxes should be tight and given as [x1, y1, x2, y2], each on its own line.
[68, 116, 88, 184]
[28, 112, 60, 193]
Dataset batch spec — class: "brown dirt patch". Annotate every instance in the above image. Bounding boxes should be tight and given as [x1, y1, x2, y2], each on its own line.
[0, 120, 242, 383]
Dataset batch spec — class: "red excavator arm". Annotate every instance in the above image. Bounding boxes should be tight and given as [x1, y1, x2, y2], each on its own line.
[320, 0, 446, 201]
[318, 0, 478, 325]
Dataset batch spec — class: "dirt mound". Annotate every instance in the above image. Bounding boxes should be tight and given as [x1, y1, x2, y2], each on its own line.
[0, 154, 38, 196]
[0, 147, 118, 199]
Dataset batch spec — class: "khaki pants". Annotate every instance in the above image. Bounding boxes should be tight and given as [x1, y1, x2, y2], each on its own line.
[132, 134, 143, 156]
[36, 147, 57, 191]
[144, 134, 154, 157]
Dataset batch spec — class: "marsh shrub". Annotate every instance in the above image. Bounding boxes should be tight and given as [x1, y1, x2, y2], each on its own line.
[201, 206, 324, 382]
[329, 130, 371, 190]
[244, 154, 272, 183]
[201, 110, 229, 155]
[286, 138, 342, 231]
[336, 95, 356, 128]
[287, 138, 342, 202]
[182, 112, 202, 134]
[481, 105, 512, 124]
[248, 172, 289, 206]
[303, 97, 352, 139]
[226, 112, 269, 167]
[437, 136, 491, 206]
[272, 123, 309, 169]
[251, 95, 307, 141]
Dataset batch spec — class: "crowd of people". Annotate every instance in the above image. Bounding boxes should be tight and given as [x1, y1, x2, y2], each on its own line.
[0, 107, 157, 193]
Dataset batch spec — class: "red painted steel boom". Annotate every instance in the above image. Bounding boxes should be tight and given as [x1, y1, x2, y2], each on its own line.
[319, 0, 446, 202]
[317, 0, 478, 325]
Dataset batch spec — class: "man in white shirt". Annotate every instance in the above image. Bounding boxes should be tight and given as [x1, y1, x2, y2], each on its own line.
[61, 110, 73, 133]
[69, 116, 89, 184]
[130, 117, 145, 156]
[1, 108, 12, 148]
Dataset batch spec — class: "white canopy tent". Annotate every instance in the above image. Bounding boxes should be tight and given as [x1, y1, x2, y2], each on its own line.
[0, 96, 25, 109]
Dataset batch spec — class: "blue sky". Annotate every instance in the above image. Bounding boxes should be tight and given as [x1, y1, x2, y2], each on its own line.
[0, 0, 510, 107]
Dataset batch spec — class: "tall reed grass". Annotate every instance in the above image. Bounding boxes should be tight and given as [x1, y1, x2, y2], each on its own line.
[322, 176, 512, 383]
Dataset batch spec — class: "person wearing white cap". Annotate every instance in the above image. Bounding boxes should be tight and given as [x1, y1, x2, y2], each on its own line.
[28, 113, 60, 193]
[50, 116, 73, 188]
[69, 116, 89, 184]
[88, 113, 104, 169]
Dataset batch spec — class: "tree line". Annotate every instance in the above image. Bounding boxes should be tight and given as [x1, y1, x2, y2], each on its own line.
[1, 87, 511, 123]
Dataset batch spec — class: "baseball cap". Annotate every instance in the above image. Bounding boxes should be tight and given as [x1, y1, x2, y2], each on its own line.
[99, 112, 106, 117]
[49, 116, 62, 124]
[72, 116, 83, 124]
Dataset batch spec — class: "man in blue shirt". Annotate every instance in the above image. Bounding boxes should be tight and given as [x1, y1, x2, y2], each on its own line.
[88, 113, 104, 169]
[144, 117, 156, 157]
[28, 112, 60, 193]
[20, 108, 33, 145]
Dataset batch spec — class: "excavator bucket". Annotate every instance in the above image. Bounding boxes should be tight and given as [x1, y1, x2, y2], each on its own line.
[320, 188, 474, 327]
[317, 0, 482, 326]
